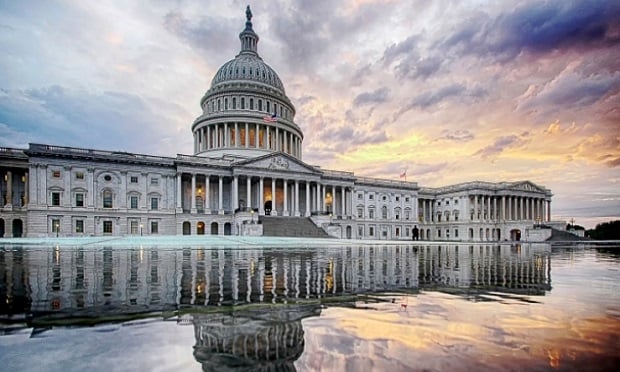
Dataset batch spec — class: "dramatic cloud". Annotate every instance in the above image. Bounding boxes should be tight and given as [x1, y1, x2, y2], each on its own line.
[0, 0, 618, 227]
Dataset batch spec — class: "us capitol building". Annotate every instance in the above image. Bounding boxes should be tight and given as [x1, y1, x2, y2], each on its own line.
[0, 7, 554, 241]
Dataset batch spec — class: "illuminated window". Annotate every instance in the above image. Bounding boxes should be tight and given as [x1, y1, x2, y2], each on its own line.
[103, 221, 113, 234]
[52, 170, 61, 178]
[75, 220, 84, 233]
[75, 172, 84, 180]
[52, 219, 60, 233]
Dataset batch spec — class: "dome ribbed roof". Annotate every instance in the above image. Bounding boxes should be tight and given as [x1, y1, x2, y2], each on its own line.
[211, 55, 285, 92]
[209, 5, 285, 93]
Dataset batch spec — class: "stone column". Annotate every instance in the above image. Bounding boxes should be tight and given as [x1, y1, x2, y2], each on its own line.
[245, 123, 249, 148]
[546, 200, 551, 222]
[275, 127, 280, 152]
[224, 123, 229, 147]
[218, 176, 223, 214]
[473, 195, 478, 221]
[191, 173, 197, 213]
[341, 186, 345, 218]
[23, 172, 28, 206]
[207, 126, 211, 150]
[233, 176, 239, 211]
[176, 173, 182, 211]
[205, 176, 211, 213]
[305, 182, 310, 217]
[235, 123, 239, 147]
[259, 177, 264, 215]
[271, 178, 276, 215]
[294, 180, 300, 216]
[321, 184, 326, 212]
[283, 179, 288, 216]
[255, 124, 260, 149]
[246, 176, 252, 210]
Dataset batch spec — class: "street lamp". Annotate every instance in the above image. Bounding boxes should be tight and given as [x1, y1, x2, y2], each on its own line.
[55, 222, 59, 238]
[329, 213, 333, 225]
[250, 209, 255, 224]
[140, 223, 143, 236]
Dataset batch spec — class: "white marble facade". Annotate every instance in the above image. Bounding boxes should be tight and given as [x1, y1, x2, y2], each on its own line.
[0, 7, 552, 241]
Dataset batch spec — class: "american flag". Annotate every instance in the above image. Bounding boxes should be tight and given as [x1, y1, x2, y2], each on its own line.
[263, 112, 277, 122]
[400, 169, 407, 179]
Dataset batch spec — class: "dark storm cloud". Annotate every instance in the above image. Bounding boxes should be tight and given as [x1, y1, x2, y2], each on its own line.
[395, 56, 442, 80]
[163, 11, 237, 58]
[441, 0, 620, 61]
[0, 86, 178, 155]
[353, 87, 389, 107]
[266, 0, 393, 72]
[473, 134, 528, 159]
[382, 35, 420, 66]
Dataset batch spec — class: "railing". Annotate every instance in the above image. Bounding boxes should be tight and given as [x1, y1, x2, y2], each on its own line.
[355, 176, 418, 188]
[176, 154, 233, 166]
[28, 143, 175, 164]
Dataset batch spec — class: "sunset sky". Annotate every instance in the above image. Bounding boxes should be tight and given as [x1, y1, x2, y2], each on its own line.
[1, 0, 618, 228]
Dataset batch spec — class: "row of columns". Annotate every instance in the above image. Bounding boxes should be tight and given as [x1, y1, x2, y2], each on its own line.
[418, 195, 551, 223]
[194, 122, 302, 158]
[178, 172, 352, 217]
[1, 170, 28, 207]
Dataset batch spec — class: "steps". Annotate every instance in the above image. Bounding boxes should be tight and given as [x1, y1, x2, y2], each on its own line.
[546, 228, 589, 241]
[259, 216, 329, 238]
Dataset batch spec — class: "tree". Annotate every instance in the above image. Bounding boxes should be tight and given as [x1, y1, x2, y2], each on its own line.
[586, 220, 620, 240]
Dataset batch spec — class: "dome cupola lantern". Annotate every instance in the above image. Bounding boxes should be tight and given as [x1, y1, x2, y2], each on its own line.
[239, 5, 259, 56]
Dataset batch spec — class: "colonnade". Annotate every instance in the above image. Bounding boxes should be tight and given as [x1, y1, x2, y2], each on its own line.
[193, 122, 302, 159]
[417, 194, 551, 224]
[177, 172, 352, 217]
[1, 168, 28, 207]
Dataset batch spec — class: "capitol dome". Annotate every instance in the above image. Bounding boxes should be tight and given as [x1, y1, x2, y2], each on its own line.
[192, 6, 303, 160]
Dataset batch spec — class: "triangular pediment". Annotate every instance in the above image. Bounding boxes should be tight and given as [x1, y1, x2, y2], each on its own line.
[509, 181, 546, 193]
[233, 153, 320, 174]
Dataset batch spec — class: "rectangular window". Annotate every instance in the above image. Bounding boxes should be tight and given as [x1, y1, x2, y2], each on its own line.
[75, 172, 84, 180]
[405, 197, 410, 202]
[75, 193, 84, 207]
[250, 98, 254, 110]
[51, 192, 61, 206]
[369, 194, 374, 200]
[103, 221, 113, 234]
[232, 97, 237, 109]
[103, 191, 113, 208]
[52, 219, 60, 233]
[369, 209, 374, 219]
[52, 170, 61, 178]
[150, 177, 159, 186]
[357, 208, 363, 218]
[369, 227, 374, 236]
[130, 196, 138, 209]
[75, 220, 84, 233]
[396, 196, 400, 202]
[130, 220, 138, 234]
[130, 176, 138, 183]
[150, 221, 159, 234]
[150, 197, 158, 210]
[358, 226, 364, 236]
[455, 229, 459, 237]
[358, 193, 363, 199]
[405, 211, 410, 220]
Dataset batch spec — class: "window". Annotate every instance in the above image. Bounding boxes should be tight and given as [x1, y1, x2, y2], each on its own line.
[241, 97, 245, 109]
[130, 196, 138, 209]
[368, 208, 375, 219]
[150, 221, 159, 234]
[224, 98, 228, 110]
[358, 226, 364, 236]
[52, 170, 61, 178]
[437, 229, 441, 238]
[382, 206, 388, 219]
[130, 220, 138, 235]
[357, 207, 364, 218]
[455, 229, 459, 238]
[150, 177, 159, 186]
[358, 193, 363, 200]
[455, 199, 458, 204]
[103, 190, 113, 208]
[258, 99, 262, 111]
[103, 221, 113, 234]
[75, 220, 84, 233]
[396, 196, 400, 202]
[233, 97, 237, 109]
[405, 197, 410, 202]
[150, 197, 158, 210]
[369, 194, 374, 200]
[75, 172, 84, 180]
[130, 176, 138, 183]
[382, 196, 387, 201]
[250, 98, 254, 110]
[446, 200, 450, 205]
[75, 193, 84, 207]
[52, 219, 60, 233]
[267, 101, 270, 113]
[405, 210, 410, 220]
[104, 174, 112, 182]
[51, 192, 61, 206]
[369, 226, 374, 236]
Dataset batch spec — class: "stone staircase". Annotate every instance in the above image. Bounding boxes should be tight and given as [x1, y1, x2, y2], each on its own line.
[546, 228, 589, 241]
[259, 216, 330, 238]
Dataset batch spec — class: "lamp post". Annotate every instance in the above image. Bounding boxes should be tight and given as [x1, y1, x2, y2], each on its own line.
[251, 209, 255, 224]
[329, 213, 333, 225]
[55, 222, 59, 238]
[140, 223, 143, 236]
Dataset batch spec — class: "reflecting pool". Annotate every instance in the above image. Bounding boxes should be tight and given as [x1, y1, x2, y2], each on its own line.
[0, 242, 618, 371]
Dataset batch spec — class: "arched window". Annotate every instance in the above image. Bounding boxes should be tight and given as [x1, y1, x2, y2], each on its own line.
[232, 97, 237, 109]
[250, 98, 254, 110]
[258, 99, 262, 111]
[241, 97, 245, 109]
[224, 98, 228, 110]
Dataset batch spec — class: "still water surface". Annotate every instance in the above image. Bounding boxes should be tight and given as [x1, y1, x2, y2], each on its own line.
[0, 242, 618, 371]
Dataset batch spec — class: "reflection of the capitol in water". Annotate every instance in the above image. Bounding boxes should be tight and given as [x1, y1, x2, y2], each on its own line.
[0, 244, 550, 370]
